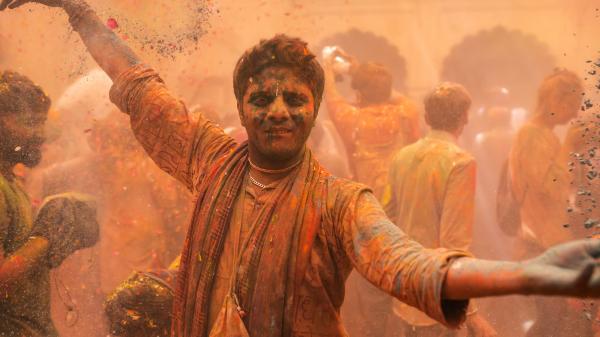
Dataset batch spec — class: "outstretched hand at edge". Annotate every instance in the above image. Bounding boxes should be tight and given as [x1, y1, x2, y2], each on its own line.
[444, 239, 600, 300]
[524, 239, 600, 298]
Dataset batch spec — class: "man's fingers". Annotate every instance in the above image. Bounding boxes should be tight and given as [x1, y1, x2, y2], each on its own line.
[575, 262, 595, 290]
[587, 272, 600, 297]
[7, 0, 29, 9]
[0, 0, 13, 10]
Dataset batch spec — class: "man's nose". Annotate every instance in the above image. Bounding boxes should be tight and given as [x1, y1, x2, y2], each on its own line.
[266, 96, 291, 122]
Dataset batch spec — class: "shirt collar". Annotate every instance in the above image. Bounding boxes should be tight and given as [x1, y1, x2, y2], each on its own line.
[426, 129, 458, 144]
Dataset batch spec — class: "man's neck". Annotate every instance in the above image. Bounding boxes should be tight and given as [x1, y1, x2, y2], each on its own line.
[428, 129, 460, 143]
[247, 147, 306, 185]
[531, 112, 557, 129]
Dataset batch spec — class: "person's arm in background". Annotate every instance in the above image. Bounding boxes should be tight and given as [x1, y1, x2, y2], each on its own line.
[1, 0, 235, 191]
[322, 53, 359, 146]
[0, 192, 49, 295]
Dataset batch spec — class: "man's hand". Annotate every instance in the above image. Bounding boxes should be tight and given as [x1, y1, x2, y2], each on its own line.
[0, 0, 64, 10]
[524, 239, 600, 297]
[466, 314, 498, 337]
[31, 193, 99, 268]
[1, 0, 138, 80]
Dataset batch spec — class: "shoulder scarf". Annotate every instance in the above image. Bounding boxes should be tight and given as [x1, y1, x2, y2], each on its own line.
[172, 142, 328, 337]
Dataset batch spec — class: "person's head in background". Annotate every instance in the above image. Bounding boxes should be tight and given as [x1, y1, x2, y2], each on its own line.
[424, 82, 472, 138]
[533, 68, 583, 127]
[0, 70, 50, 175]
[41, 69, 114, 167]
[350, 62, 392, 107]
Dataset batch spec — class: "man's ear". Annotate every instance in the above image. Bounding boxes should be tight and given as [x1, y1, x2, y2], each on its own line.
[237, 101, 246, 127]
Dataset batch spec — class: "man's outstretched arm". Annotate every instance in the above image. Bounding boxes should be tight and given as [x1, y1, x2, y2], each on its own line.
[1, 0, 138, 80]
[443, 239, 600, 299]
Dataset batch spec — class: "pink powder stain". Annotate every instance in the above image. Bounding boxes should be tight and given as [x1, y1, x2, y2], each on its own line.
[106, 18, 119, 30]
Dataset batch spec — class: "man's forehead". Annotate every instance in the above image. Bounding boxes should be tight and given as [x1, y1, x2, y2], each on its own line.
[247, 68, 310, 94]
[251, 67, 304, 84]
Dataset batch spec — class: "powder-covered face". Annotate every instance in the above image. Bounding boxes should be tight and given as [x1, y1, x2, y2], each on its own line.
[0, 106, 46, 168]
[553, 90, 582, 124]
[240, 66, 316, 165]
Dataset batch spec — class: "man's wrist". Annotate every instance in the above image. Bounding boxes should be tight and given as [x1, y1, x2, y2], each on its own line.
[518, 259, 539, 295]
[64, 0, 94, 29]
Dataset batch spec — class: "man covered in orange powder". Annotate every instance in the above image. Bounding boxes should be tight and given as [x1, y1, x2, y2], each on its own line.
[0, 70, 99, 337]
[323, 49, 420, 199]
[508, 69, 587, 337]
[6, 1, 600, 337]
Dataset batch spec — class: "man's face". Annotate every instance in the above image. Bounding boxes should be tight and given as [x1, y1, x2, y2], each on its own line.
[0, 107, 46, 168]
[240, 66, 316, 162]
[553, 91, 582, 124]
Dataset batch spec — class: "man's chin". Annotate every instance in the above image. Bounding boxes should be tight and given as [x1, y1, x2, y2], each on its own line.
[260, 146, 303, 163]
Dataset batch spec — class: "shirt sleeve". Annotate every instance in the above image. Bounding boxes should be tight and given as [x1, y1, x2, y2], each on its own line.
[109, 64, 236, 192]
[337, 191, 470, 328]
[439, 159, 476, 251]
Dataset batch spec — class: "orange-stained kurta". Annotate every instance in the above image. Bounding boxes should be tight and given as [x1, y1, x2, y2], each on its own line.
[327, 95, 420, 199]
[109, 64, 469, 337]
[509, 123, 573, 251]
[383, 130, 475, 327]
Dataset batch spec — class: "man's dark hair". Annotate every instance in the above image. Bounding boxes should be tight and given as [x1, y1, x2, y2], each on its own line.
[0, 70, 51, 115]
[424, 82, 471, 132]
[351, 62, 392, 104]
[233, 34, 324, 113]
[536, 68, 582, 115]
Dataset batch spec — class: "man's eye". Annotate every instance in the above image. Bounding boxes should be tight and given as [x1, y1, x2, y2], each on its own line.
[253, 98, 268, 106]
[284, 94, 307, 107]
[249, 95, 273, 107]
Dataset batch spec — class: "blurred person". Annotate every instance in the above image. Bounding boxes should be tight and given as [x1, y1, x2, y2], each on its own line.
[104, 267, 177, 337]
[0, 70, 99, 337]
[471, 105, 532, 337]
[507, 69, 589, 337]
[42, 110, 190, 287]
[382, 83, 496, 337]
[508, 69, 582, 256]
[47, 69, 113, 163]
[323, 48, 419, 337]
[8, 2, 600, 337]
[472, 106, 516, 259]
[40, 110, 191, 337]
[323, 48, 420, 198]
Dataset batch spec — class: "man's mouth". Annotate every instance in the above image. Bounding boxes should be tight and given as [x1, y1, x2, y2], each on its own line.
[267, 128, 293, 136]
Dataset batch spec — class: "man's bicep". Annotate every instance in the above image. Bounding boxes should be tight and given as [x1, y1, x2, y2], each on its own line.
[339, 191, 470, 328]
[110, 65, 235, 190]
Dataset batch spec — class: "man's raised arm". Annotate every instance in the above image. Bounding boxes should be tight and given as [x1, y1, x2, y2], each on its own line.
[1, 0, 236, 190]
[1, 0, 138, 80]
